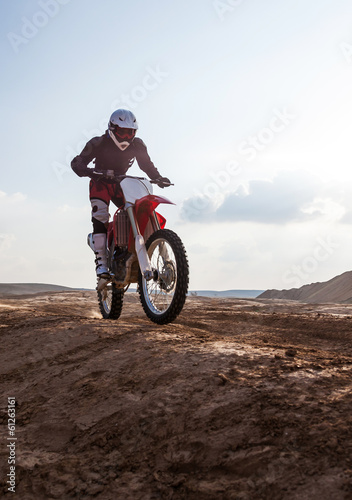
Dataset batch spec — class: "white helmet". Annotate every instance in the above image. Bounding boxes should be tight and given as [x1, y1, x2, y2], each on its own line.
[108, 109, 138, 150]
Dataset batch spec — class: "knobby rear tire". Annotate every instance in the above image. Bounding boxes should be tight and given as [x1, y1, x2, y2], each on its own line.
[97, 283, 124, 319]
[138, 229, 189, 325]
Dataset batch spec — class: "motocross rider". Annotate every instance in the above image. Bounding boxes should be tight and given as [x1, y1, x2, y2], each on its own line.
[71, 109, 170, 278]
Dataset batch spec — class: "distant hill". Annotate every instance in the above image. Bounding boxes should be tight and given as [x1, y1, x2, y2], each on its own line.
[0, 284, 264, 299]
[0, 283, 90, 295]
[189, 290, 265, 298]
[259, 271, 352, 304]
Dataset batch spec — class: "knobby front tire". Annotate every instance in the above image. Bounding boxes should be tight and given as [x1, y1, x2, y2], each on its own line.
[97, 283, 124, 319]
[138, 229, 189, 325]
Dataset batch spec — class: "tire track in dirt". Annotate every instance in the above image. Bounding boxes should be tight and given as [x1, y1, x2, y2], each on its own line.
[1, 292, 352, 499]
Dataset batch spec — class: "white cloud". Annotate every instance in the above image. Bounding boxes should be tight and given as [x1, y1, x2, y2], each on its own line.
[0, 191, 27, 203]
[181, 170, 349, 225]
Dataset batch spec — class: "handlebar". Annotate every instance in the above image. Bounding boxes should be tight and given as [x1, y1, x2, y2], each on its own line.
[150, 179, 174, 187]
[90, 171, 173, 187]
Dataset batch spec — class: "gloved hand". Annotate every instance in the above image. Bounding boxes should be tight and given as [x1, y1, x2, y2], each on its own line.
[155, 176, 171, 188]
[71, 158, 92, 178]
[74, 166, 91, 177]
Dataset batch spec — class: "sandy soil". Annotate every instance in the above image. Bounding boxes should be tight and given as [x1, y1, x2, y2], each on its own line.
[1, 291, 352, 499]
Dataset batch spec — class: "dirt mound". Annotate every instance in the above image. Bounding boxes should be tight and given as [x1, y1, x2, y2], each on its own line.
[1, 291, 352, 499]
[259, 270, 352, 304]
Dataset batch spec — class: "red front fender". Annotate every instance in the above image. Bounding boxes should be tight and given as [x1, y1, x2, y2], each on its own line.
[135, 194, 174, 212]
[134, 194, 174, 238]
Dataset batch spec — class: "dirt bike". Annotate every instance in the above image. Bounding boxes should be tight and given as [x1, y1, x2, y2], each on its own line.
[87, 172, 189, 325]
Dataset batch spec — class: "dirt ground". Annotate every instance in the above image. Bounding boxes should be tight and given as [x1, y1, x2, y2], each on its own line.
[1, 291, 352, 499]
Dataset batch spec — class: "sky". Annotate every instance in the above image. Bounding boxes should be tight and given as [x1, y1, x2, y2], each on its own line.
[1, 0, 352, 291]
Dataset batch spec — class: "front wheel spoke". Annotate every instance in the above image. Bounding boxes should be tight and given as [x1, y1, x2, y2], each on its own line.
[146, 281, 169, 309]
[141, 236, 179, 314]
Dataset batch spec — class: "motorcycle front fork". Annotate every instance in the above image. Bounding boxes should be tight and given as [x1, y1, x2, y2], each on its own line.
[125, 205, 160, 281]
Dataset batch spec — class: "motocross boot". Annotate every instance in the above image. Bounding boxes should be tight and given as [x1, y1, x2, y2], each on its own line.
[93, 233, 110, 279]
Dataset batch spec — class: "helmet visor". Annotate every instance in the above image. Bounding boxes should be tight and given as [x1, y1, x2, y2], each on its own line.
[114, 126, 136, 140]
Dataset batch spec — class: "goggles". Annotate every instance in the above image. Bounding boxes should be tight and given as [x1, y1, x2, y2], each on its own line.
[113, 126, 136, 140]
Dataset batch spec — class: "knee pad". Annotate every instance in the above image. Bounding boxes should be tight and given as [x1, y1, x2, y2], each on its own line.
[91, 198, 109, 224]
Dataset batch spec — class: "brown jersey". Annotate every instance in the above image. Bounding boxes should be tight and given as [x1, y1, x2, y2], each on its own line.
[71, 132, 161, 180]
